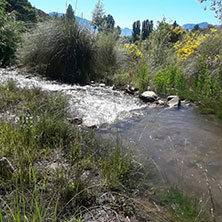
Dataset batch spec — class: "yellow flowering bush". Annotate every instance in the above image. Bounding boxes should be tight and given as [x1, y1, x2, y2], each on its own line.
[170, 26, 184, 35]
[174, 32, 208, 61]
[124, 44, 143, 60]
[174, 29, 219, 62]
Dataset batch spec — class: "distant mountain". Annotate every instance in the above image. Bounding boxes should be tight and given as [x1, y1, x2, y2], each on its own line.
[48, 12, 213, 35]
[183, 22, 209, 30]
[48, 12, 64, 17]
[48, 12, 132, 36]
[121, 27, 132, 37]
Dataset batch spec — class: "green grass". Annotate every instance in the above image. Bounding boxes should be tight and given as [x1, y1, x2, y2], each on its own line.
[156, 187, 209, 222]
[0, 82, 147, 221]
[0, 81, 212, 221]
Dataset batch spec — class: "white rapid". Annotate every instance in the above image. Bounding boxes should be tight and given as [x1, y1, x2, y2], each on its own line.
[0, 68, 145, 127]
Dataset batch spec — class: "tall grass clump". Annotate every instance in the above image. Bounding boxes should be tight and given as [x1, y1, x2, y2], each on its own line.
[155, 64, 186, 96]
[94, 32, 125, 83]
[17, 17, 96, 84]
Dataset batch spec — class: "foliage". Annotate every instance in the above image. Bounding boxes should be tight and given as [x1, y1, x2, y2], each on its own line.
[66, 4, 75, 21]
[91, 0, 105, 31]
[0, 5, 24, 66]
[95, 31, 124, 82]
[143, 19, 175, 68]
[17, 18, 96, 84]
[101, 14, 115, 33]
[132, 20, 141, 42]
[142, 19, 153, 40]
[174, 32, 208, 61]
[100, 146, 143, 191]
[124, 43, 143, 61]
[199, 0, 222, 21]
[155, 64, 186, 95]
[6, 0, 38, 23]
[156, 188, 208, 222]
[134, 63, 151, 93]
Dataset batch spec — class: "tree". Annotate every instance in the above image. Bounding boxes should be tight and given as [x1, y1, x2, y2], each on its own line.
[142, 19, 153, 40]
[91, 0, 105, 30]
[105, 14, 115, 30]
[115, 25, 122, 37]
[172, 21, 179, 28]
[132, 20, 141, 42]
[199, 0, 222, 21]
[192, 24, 200, 31]
[100, 14, 115, 33]
[0, 1, 23, 66]
[0, 0, 6, 19]
[66, 4, 75, 21]
[6, 0, 38, 23]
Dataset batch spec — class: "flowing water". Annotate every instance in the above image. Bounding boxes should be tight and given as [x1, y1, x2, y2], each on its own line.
[1, 68, 222, 214]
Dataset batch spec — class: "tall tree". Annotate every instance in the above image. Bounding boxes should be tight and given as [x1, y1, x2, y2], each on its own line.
[66, 4, 75, 21]
[172, 21, 179, 28]
[91, 0, 105, 30]
[192, 24, 200, 31]
[105, 14, 115, 30]
[142, 19, 153, 40]
[132, 20, 141, 42]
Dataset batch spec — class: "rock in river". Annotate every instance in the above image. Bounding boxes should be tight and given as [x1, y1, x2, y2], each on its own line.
[140, 91, 158, 103]
[167, 95, 181, 108]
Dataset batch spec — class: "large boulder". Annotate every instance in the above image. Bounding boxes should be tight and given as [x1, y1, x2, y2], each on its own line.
[140, 91, 158, 103]
[167, 95, 181, 108]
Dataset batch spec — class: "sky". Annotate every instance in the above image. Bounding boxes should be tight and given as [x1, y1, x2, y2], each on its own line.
[29, 0, 219, 28]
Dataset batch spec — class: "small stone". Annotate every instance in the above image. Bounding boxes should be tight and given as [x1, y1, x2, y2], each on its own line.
[99, 83, 106, 87]
[125, 85, 138, 95]
[68, 117, 83, 125]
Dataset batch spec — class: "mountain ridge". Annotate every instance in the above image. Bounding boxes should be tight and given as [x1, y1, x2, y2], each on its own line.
[48, 12, 215, 36]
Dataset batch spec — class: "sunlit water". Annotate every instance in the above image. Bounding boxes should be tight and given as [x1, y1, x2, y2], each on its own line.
[1, 68, 222, 215]
[0, 68, 145, 127]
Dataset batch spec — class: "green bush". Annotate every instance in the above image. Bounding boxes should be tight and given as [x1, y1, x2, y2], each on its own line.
[144, 20, 176, 69]
[133, 63, 151, 93]
[18, 18, 96, 84]
[94, 32, 125, 83]
[155, 64, 186, 95]
[0, 9, 23, 66]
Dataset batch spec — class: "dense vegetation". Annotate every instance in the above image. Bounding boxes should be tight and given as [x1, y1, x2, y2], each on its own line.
[0, 0, 38, 66]
[11, 1, 222, 117]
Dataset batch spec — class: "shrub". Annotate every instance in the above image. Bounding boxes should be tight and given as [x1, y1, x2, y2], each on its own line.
[0, 11, 23, 66]
[17, 18, 96, 84]
[143, 19, 176, 69]
[94, 31, 125, 83]
[155, 64, 186, 95]
[133, 63, 151, 93]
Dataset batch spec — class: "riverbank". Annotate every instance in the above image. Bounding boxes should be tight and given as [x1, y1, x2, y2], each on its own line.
[0, 80, 212, 221]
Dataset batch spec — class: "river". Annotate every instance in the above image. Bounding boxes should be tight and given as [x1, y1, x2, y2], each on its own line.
[1, 68, 222, 215]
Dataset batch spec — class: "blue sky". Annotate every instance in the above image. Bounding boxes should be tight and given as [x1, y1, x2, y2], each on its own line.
[29, 0, 219, 28]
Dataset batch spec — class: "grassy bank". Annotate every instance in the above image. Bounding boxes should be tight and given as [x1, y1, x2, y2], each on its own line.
[0, 82, 211, 221]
